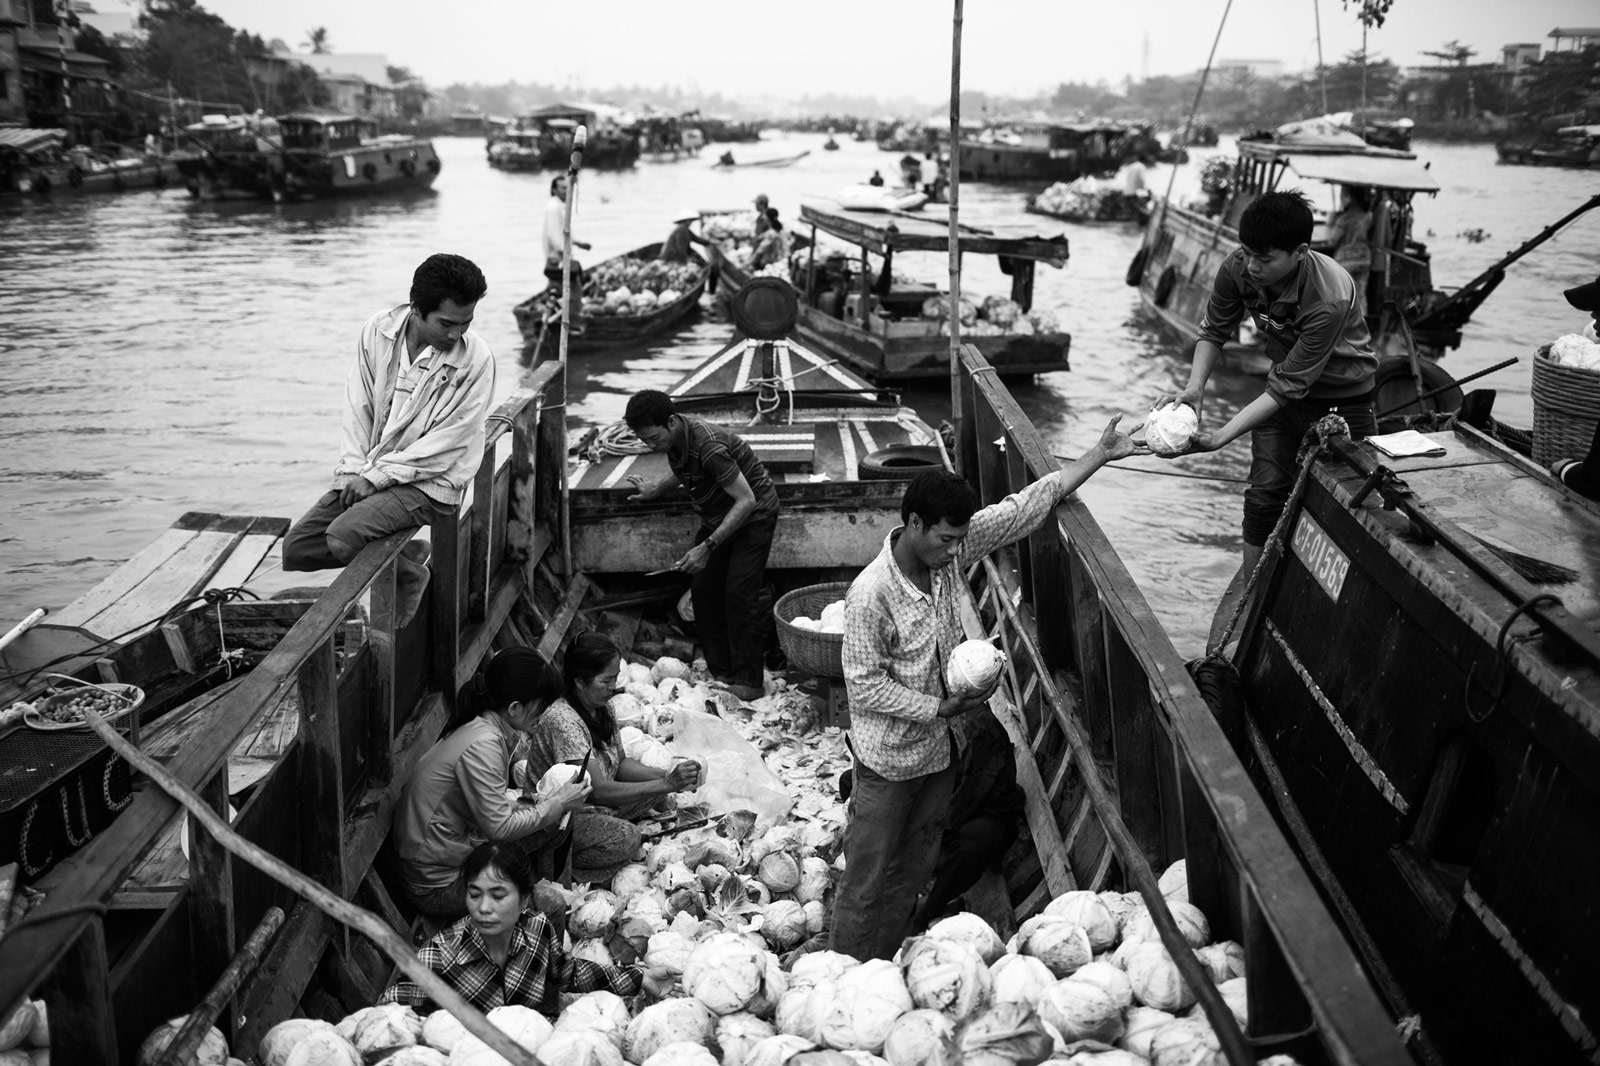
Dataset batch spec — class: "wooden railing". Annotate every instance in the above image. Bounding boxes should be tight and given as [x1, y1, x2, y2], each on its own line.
[0, 363, 570, 1064]
[953, 345, 1412, 1066]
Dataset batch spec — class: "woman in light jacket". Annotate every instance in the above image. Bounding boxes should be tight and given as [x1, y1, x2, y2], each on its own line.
[393, 647, 590, 918]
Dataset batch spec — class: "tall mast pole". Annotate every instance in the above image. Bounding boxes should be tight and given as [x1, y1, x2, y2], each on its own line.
[947, 0, 964, 473]
[556, 124, 587, 578]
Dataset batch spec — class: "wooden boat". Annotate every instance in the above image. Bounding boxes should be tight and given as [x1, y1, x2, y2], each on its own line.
[1129, 126, 1600, 390]
[2, 127, 176, 196]
[711, 200, 1072, 382]
[485, 130, 544, 171]
[958, 120, 1144, 182]
[510, 242, 710, 356]
[1025, 191, 1150, 225]
[513, 103, 641, 169]
[0, 324, 1415, 1065]
[173, 112, 440, 200]
[711, 150, 811, 169]
[1207, 419, 1600, 1064]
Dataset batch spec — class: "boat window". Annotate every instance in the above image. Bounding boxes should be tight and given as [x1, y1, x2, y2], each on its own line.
[1409, 733, 1496, 874]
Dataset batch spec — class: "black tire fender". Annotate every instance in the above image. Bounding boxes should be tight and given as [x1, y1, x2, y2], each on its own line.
[1125, 246, 1149, 286]
[1373, 356, 1462, 433]
[67, 166, 84, 188]
[1153, 265, 1177, 308]
[858, 444, 943, 480]
[399, 158, 416, 177]
[362, 162, 378, 181]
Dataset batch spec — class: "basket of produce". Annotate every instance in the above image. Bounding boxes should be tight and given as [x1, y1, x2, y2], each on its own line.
[23, 675, 144, 732]
[773, 582, 852, 679]
[1531, 341, 1600, 466]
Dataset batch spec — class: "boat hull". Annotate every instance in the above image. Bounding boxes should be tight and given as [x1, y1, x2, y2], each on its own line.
[1223, 430, 1600, 1065]
[511, 243, 709, 354]
[175, 138, 440, 199]
[14, 159, 176, 195]
[958, 141, 1122, 183]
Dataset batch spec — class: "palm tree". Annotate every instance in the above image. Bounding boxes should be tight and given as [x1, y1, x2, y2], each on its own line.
[303, 27, 330, 54]
[1422, 40, 1477, 67]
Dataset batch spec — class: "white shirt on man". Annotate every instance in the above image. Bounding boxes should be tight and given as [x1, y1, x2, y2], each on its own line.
[543, 196, 569, 266]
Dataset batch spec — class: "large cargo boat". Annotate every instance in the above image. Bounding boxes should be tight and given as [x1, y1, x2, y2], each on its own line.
[711, 200, 1071, 382]
[0, 292, 1413, 1065]
[958, 120, 1147, 183]
[174, 112, 439, 200]
[1209, 418, 1600, 1064]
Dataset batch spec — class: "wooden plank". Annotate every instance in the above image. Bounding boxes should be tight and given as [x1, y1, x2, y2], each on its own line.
[454, 565, 531, 696]
[359, 868, 410, 938]
[297, 641, 346, 895]
[187, 770, 237, 1044]
[468, 451, 496, 623]
[536, 575, 593, 663]
[41, 919, 120, 1065]
[1067, 543, 1113, 759]
[50, 524, 201, 629]
[81, 527, 248, 640]
[430, 511, 463, 704]
[205, 520, 291, 593]
[1106, 621, 1167, 867]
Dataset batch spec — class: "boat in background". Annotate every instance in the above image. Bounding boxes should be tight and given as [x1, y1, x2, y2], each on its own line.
[711, 199, 1071, 382]
[958, 119, 1149, 182]
[174, 111, 439, 200]
[3, 127, 175, 195]
[1496, 123, 1600, 168]
[511, 242, 709, 357]
[712, 149, 811, 169]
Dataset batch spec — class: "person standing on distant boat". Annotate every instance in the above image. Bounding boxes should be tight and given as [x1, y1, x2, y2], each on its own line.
[1326, 186, 1374, 316]
[659, 207, 710, 263]
[832, 418, 1142, 962]
[544, 175, 591, 333]
[622, 390, 780, 702]
[747, 210, 788, 271]
[282, 253, 497, 626]
[1156, 190, 1378, 651]
[751, 193, 771, 243]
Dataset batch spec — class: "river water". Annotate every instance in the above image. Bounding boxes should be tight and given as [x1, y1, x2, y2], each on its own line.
[2, 133, 1595, 654]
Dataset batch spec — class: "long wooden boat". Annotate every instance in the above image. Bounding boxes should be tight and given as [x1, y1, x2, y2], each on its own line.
[1495, 125, 1600, 169]
[174, 112, 440, 200]
[1210, 419, 1600, 1064]
[958, 120, 1143, 182]
[1128, 129, 1598, 397]
[510, 242, 710, 356]
[711, 199, 1072, 382]
[711, 150, 810, 168]
[1025, 192, 1150, 226]
[11, 156, 176, 196]
[0, 314, 1415, 1064]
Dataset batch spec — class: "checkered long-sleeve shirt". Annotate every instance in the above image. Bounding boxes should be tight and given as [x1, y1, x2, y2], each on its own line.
[842, 470, 1076, 781]
[380, 910, 640, 1014]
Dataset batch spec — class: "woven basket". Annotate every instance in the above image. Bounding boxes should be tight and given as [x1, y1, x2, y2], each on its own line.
[1532, 344, 1600, 467]
[773, 582, 852, 679]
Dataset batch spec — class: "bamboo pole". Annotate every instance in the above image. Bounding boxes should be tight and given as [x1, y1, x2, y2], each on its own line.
[947, 0, 965, 472]
[155, 907, 286, 1066]
[556, 125, 587, 579]
[1152, 0, 1235, 231]
[81, 709, 542, 1066]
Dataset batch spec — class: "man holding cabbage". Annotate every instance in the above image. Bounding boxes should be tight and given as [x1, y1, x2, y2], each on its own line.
[834, 417, 1140, 961]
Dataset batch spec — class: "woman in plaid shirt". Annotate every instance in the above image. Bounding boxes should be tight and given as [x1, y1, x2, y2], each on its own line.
[382, 842, 668, 1014]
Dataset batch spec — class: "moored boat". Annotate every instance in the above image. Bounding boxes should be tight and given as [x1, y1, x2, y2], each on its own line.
[511, 241, 710, 356]
[711, 199, 1071, 382]
[485, 129, 544, 171]
[2, 127, 176, 196]
[1203, 418, 1600, 1065]
[711, 149, 811, 169]
[1026, 179, 1151, 225]
[174, 111, 439, 200]
[958, 119, 1147, 183]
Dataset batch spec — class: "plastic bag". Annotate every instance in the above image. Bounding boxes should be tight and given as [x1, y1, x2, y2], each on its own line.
[668, 706, 794, 830]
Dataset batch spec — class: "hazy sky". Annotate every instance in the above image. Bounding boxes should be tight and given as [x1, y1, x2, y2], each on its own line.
[117, 0, 1598, 100]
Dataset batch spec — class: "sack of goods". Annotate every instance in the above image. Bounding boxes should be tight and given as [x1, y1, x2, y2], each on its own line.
[1143, 402, 1199, 457]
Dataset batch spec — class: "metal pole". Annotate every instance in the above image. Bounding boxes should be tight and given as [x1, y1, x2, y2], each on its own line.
[556, 125, 587, 578]
[1154, 0, 1234, 224]
[54, 0, 72, 133]
[1314, 0, 1328, 112]
[947, 0, 964, 473]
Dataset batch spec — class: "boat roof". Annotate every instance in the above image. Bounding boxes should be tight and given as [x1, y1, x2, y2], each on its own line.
[1279, 151, 1440, 193]
[1557, 124, 1600, 136]
[0, 126, 66, 152]
[799, 200, 1070, 262]
[277, 111, 363, 125]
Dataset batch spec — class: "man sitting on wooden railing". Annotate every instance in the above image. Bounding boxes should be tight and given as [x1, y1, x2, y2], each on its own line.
[281, 253, 497, 626]
[832, 416, 1140, 962]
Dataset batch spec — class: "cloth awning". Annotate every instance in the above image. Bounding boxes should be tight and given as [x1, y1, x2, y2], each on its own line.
[0, 127, 67, 153]
[18, 45, 112, 80]
[1282, 152, 1440, 193]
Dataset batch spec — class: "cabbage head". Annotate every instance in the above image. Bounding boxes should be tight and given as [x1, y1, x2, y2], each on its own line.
[1037, 976, 1126, 1043]
[762, 900, 810, 950]
[420, 1011, 468, 1054]
[256, 1018, 338, 1066]
[448, 1006, 551, 1066]
[1118, 1006, 1176, 1059]
[1194, 941, 1245, 984]
[716, 1012, 777, 1066]
[758, 852, 802, 894]
[924, 912, 1004, 965]
[138, 1016, 231, 1066]
[955, 1001, 1056, 1066]
[745, 952, 789, 1021]
[570, 888, 622, 940]
[744, 1034, 820, 1066]
[1218, 977, 1248, 1027]
[683, 932, 768, 1014]
[1012, 915, 1093, 978]
[335, 1004, 421, 1052]
[553, 990, 630, 1051]
[899, 936, 992, 1023]
[642, 1041, 721, 1066]
[1149, 1016, 1222, 1066]
[280, 1028, 360, 1066]
[1067, 960, 1134, 1009]
[369, 1047, 446, 1066]
[787, 951, 860, 991]
[624, 998, 716, 1064]
[1042, 891, 1118, 953]
[611, 863, 653, 900]
[1124, 942, 1197, 1012]
[1158, 858, 1189, 902]
[880, 1009, 957, 1066]
[531, 1029, 622, 1066]
[646, 930, 697, 977]
[776, 978, 837, 1043]
[988, 953, 1055, 1006]
[652, 656, 692, 683]
[1124, 900, 1210, 950]
[818, 959, 913, 1052]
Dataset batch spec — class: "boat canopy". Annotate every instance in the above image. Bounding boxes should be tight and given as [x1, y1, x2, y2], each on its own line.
[799, 201, 1069, 263]
[1556, 124, 1600, 137]
[0, 127, 66, 153]
[1280, 152, 1440, 193]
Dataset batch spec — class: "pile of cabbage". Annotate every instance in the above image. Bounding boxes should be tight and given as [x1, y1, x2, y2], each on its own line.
[1031, 178, 1137, 223]
[0, 998, 52, 1066]
[578, 260, 703, 318]
[918, 295, 1058, 338]
[219, 652, 1300, 1066]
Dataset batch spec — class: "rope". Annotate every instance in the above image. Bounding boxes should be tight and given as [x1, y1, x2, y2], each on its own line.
[1204, 414, 1351, 658]
[588, 421, 652, 460]
[1464, 593, 1563, 723]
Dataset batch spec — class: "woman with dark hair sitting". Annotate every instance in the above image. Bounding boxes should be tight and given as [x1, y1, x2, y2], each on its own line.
[380, 841, 668, 1013]
[524, 631, 702, 882]
[392, 648, 591, 919]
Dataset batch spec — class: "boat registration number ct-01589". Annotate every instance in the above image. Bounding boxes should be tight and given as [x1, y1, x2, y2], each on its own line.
[1291, 512, 1349, 602]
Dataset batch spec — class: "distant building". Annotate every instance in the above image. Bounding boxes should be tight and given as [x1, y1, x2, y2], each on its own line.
[319, 72, 365, 116]
[1500, 43, 1541, 94]
[295, 51, 390, 86]
[1548, 27, 1600, 51]
[68, 1, 141, 44]
[0, 0, 25, 125]
[1212, 58, 1287, 81]
[15, 24, 115, 133]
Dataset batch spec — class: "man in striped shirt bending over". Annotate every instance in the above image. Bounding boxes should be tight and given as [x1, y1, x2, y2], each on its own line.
[832, 416, 1140, 961]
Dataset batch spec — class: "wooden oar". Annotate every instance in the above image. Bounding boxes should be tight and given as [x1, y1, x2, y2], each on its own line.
[0, 608, 46, 655]
[81, 708, 543, 1066]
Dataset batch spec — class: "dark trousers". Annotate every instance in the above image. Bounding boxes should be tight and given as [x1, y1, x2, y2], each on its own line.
[690, 510, 777, 688]
[922, 814, 1015, 922]
[282, 485, 446, 571]
[830, 754, 957, 961]
[1243, 397, 1377, 546]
